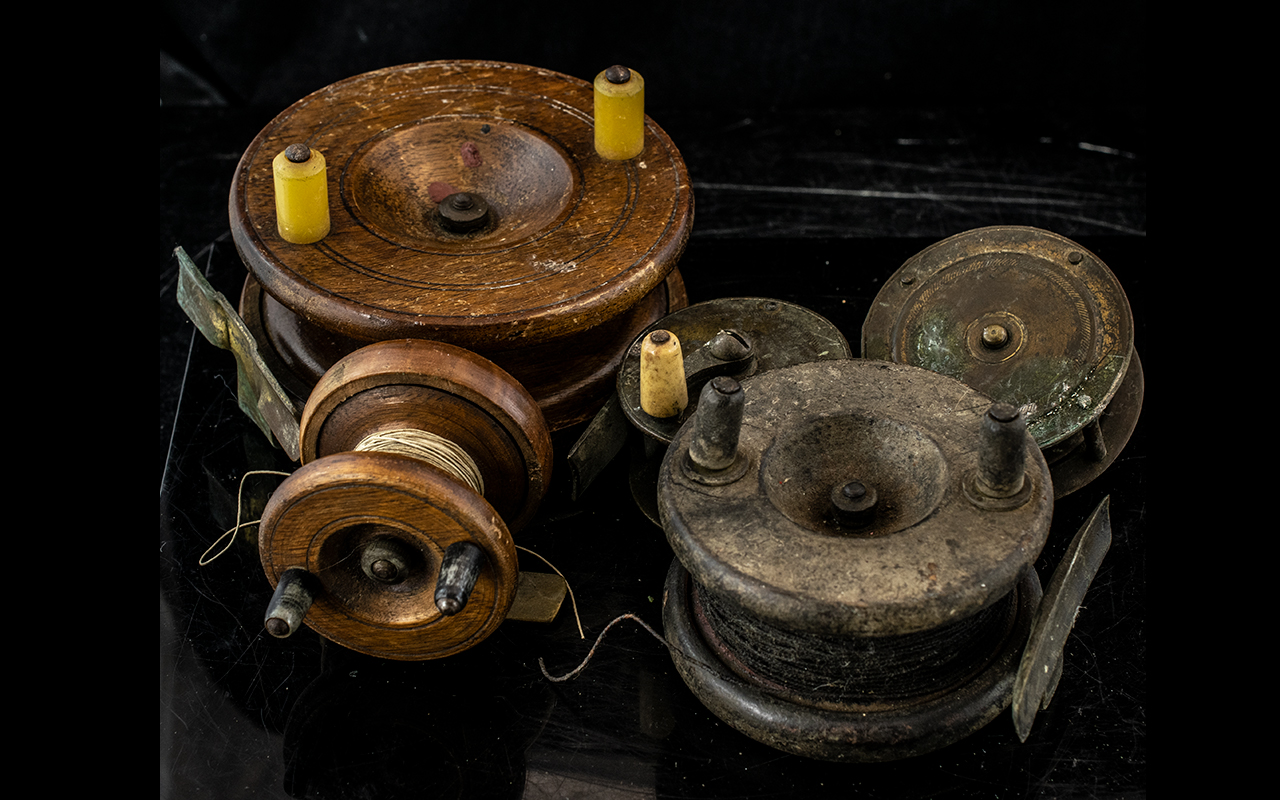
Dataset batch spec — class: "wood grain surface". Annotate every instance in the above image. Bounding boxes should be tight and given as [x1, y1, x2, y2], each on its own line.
[299, 339, 552, 534]
[258, 450, 518, 661]
[231, 61, 692, 349]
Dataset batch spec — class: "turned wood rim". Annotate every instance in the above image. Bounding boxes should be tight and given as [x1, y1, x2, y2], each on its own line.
[299, 338, 553, 533]
[230, 60, 693, 349]
[259, 450, 519, 660]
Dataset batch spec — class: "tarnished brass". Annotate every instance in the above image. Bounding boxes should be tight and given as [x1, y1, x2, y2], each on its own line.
[175, 246, 301, 460]
[862, 226, 1142, 496]
[507, 571, 569, 623]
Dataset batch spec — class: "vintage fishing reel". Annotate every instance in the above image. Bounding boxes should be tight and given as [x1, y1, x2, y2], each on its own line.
[659, 359, 1059, 761]
[178, 60, 693, 659]
[568, 297, 853, 521]
[255, 339, 556, 660]
[229, 59, 692, 439]
[862, 226, 1142, 496]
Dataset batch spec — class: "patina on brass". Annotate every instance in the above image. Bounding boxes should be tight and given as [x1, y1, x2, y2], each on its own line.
[861, 226, 1142, 497]
[175, 246, 302, 460]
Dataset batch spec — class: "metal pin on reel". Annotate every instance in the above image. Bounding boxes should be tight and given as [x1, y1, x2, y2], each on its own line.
[861, 226, 1143, 497]
[659, 359, 1059, 761]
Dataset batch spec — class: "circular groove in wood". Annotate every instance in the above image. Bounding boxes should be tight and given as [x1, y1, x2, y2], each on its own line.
[230, 60, 693, 348]
[299, 339, 553, 534]
[259, 451, 519, 660]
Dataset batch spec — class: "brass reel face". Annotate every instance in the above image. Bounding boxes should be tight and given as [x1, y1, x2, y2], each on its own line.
[861, 226, 1141, 496]
[259, 451, 518, 661]
[259, 339, 551, 660]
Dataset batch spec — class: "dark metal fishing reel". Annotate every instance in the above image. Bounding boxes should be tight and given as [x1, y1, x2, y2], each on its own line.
[862, 226, 1143, 497]
[659, 358, 1079, 760]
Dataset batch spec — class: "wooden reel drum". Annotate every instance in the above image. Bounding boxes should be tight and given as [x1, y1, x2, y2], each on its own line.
[258, 339, 553, 660]
[862, 226, 1142, 497]
[231, 60, 693, 431]
[659, 360, 1055, 761]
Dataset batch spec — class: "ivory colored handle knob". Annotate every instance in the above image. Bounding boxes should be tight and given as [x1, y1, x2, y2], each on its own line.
[640, 329, 687, 418]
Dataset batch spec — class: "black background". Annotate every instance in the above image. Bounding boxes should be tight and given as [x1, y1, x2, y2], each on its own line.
[160, 3, 1145, 797]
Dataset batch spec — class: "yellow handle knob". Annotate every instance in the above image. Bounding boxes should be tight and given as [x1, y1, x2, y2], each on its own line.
[594, 66, 645, 161]
[272, 144, 330, 244]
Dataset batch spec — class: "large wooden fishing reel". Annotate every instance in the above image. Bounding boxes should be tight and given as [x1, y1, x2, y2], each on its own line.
[179, 60, 693, 660]
[230, 60, 692, 434]
[659, 359, 1056, 761]
[862, 226, 1142, 496]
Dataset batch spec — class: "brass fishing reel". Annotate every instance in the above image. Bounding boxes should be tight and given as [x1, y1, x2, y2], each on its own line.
[862, 226, 1142, 496]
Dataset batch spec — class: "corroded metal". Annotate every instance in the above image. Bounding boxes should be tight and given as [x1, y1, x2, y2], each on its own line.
[284, 143, 311, 163]
[862, 226, 1140, 497]
[264, 567, 320, 638]
[437, 191, 491, 233]
[1013, 495, 1112, 741]
[435, 541, 487, 615]
[175, 246, 302, 460]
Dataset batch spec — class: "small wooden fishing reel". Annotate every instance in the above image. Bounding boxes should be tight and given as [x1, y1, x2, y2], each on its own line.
[257, 339, 554, 660]
[568, 297, 853, 520]
[862, 226, 1142, 496]
[659, 359, 1057, 760]
[229, 60, 692, 436]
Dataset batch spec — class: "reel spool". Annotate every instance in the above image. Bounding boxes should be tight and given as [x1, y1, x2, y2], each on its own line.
[861, 226, 1143, 497]
[659, 359, 1054, 761]
[568, 297, 853, 520]
[229, 60, 693, 431]
[257, 339, 554, 661]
